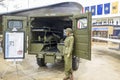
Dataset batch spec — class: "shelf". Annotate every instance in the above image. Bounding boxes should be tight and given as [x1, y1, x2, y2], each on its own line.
[31, 29, 61, 33]
[31, 40, 57, 45]
[32, 29, 46, 32]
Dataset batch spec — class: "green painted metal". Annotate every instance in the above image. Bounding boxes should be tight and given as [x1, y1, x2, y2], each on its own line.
[45, 54, 55, 63]
[73, 12, 92, 60]
[2, 16, 27, 53]
[29, 43, 44, 54]
[57, 43, 64, 55]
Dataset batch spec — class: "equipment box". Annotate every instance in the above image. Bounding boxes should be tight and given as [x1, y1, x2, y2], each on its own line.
[45, 54, 55, 63]
[29, 43, 44, 54]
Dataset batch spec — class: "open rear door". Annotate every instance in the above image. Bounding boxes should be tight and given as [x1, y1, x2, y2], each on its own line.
[2, 16, 27, 54]
[73, 12, 92, 60]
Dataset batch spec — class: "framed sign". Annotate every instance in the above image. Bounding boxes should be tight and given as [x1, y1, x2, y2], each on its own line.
[4, 31, 25, 59]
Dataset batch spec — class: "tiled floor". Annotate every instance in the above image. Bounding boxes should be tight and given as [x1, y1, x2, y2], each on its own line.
[0, 42, 120, 80]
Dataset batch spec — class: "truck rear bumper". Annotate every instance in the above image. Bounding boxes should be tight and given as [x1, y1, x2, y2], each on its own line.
[36, 52, 63, 63]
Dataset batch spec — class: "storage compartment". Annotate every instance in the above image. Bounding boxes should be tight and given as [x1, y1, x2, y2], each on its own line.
[29, 43, 44, 54]
[29, 16, 72, 54]
[45, 54, 55, 63]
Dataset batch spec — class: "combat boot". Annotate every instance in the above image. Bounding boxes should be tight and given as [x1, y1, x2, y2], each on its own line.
[63, 77, 70, 80]
[69, 73, 73, 80]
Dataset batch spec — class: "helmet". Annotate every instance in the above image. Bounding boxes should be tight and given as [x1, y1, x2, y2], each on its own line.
[65, 28, 73, 33]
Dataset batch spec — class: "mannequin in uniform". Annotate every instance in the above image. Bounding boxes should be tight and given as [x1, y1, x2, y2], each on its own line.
[63, 28, 74, 80]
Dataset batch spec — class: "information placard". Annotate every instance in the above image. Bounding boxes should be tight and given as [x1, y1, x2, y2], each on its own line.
[4, 32, 25, 59]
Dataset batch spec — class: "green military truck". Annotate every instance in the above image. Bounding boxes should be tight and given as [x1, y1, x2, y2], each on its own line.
[2, 2, 91, 70]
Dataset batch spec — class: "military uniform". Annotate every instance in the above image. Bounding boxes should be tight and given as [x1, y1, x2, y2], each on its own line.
[64, 31, 74, 80]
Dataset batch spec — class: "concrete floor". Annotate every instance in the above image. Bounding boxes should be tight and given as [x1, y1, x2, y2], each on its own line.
[0, 42, 120, 80]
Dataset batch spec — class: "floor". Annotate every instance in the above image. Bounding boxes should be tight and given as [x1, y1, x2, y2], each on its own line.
[0, 42, 120, 80]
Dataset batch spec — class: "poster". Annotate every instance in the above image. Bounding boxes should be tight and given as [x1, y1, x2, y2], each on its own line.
[85, 7, 89, 13]
[97, 4, 103, 15]
[91, 5, 96, 16]
[4, 32, 24, 59]
[111, 1, 118, 14]
[104, 3, 110, 14]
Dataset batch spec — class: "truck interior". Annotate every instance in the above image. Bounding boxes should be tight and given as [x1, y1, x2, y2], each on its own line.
[29, 16, 72, 52]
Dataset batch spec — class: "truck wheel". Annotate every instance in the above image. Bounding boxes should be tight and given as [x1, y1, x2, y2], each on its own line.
[37, 58, 46, 67]
[72, 56, 80, 71]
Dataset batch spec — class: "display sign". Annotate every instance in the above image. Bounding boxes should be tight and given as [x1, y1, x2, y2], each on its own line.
[84, 1, 119, 17]
[97, 4, 103, 15]
[104, 3, 110, 14]
[91, 5, 96, 16]
[4, 32, 25, 59]
[85, 6, 89, 13]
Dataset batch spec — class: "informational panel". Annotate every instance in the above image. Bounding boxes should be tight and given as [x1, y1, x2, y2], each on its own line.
[4, 32, 24, 59]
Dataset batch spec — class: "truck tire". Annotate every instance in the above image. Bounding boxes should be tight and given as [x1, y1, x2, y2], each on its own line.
[37, 58, 46, 67]
[72, 56, 80, 71]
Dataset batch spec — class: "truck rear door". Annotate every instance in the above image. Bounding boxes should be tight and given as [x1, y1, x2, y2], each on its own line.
[73, 12, 92, 60]
[2, 16, 27, 53]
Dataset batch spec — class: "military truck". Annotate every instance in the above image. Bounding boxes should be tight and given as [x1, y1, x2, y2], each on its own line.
[2, 2, 91, 70]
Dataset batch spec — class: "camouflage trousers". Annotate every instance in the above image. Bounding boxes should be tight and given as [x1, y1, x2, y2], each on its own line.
[64, 55, 72, 77]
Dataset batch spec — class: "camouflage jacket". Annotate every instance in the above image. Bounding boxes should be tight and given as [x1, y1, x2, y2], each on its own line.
[64, 33, 74, 55]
